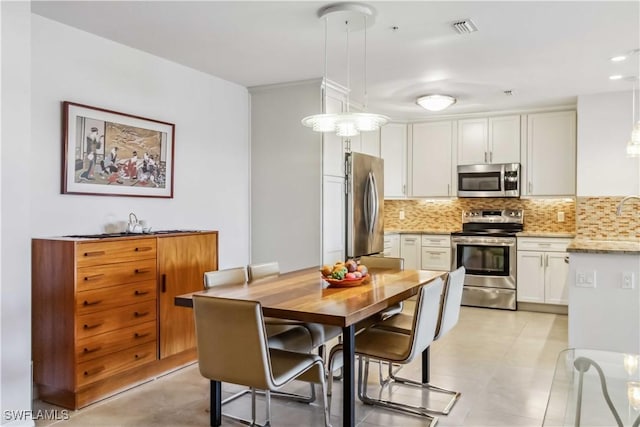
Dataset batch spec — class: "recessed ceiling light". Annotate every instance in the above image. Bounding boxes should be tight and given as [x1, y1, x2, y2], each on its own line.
[610, 75, 624, 80]
[611, 55, 627, 62]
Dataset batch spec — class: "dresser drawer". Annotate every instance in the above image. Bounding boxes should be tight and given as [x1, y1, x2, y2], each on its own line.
[77, 299, 157, 339]
[421, 235, 451, 248]
[76, 321, 156, 363]
[77, 258, 157, 291]
[77, 341, 157, 387]
[76, 239, 157, 268]
[517, 238, 571, 252]
[76, 280, 156, 316]
[421, 247, 451, 271]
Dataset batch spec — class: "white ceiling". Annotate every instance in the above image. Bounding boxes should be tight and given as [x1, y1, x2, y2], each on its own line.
[31, 1, 640, 121]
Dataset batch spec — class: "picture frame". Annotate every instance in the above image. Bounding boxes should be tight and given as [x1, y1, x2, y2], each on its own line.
[62, 101, 175, 198]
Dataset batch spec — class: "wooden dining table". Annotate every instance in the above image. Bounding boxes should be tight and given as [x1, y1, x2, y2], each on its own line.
[174, 266, 447, 427]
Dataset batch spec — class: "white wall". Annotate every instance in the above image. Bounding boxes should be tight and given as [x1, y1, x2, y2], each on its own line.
[577, 90, 640, 196]
[31, 15, 250, 269]
[1, 3, 35, 426]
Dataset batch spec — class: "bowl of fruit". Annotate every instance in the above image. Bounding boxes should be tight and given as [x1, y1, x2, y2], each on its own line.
[321, 259, 369, 287]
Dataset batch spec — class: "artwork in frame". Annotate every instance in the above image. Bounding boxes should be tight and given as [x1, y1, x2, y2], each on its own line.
[62, 101, 175, 198]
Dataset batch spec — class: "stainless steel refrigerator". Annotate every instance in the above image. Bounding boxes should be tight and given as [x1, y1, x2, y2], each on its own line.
[346, 152, 385, 258]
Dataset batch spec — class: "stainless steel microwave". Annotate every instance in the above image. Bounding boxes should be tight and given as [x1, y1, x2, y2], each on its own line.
[457, 163, 520, 198]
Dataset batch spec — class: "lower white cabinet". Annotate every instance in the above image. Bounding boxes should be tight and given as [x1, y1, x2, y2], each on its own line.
[421, 234, 451, 270]
[517, 237, 571, 305]
[400, 234, 421, 270]
[383, 234, 400, 258]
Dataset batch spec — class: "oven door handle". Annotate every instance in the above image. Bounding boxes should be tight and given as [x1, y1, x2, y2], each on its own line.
[451, 236, 515, 246]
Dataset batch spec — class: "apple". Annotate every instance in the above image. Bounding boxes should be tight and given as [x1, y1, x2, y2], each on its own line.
[353, 271, 362, 279]
[345, 272, 356, 280]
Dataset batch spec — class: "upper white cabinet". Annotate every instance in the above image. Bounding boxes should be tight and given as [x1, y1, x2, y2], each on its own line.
[524, 111, 576, 196]
[323, 94, 347, 178]
[410, 121, 455, 197]
[458, 116, 520, 165]
[381, 123, 407, 198]
[356, 129, 381, 157]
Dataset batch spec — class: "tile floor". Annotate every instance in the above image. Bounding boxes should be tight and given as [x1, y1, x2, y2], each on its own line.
[35, 307, 569, 426]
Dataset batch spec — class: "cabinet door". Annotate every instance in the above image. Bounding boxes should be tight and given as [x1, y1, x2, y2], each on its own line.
[421, 247, 451, 271]
[323, 176, 345, 265]
[525, 111, 576, 196]
[358, 129, 381, 157]
[488, 115, 521, 164]
[411, 121, 454, 197]
[158, 233, 217, 358]
[323, 95, 346, 177]
[545, 252, 569, 305]
[400, 234, 421, 270]
[458, 118, 488, 165]
[516, 251, 545, 303]
[383, 234, 400, 258]
[380, 123, 407, 198]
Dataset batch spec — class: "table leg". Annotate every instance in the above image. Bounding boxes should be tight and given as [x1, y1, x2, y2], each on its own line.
[210, 380, 221, 427]
[342, 325, 355, 427]
[421, 347, 430, 384]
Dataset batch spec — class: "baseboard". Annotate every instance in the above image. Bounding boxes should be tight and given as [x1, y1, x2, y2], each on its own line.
[518, 302, 568, 315]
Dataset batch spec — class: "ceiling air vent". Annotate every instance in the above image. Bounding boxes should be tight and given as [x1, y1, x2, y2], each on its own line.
[452, 19, 478, 34]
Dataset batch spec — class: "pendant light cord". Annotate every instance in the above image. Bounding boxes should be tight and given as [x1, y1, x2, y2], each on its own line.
[345, 20, 350, 113]
[364, 14, 368, 111]
[323, 17, 328, 101]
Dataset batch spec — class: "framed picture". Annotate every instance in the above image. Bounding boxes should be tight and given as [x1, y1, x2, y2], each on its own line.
[62, 101, 175, 198]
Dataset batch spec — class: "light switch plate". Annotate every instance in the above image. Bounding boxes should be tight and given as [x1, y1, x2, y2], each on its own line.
[399, 210, 405, 220]
[557, 211, 565, 222]
[622, 271, 635, 289]
[576, 270, 597, 288]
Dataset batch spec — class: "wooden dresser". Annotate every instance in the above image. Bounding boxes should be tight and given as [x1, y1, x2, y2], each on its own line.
[32, 231, 218, 409]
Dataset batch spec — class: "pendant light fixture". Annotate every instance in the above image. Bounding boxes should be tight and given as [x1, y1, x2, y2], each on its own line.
[626, 79, 640, 157]
[301, 3, 389, 137]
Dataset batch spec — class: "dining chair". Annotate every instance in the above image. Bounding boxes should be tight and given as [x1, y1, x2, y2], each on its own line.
[193, 295, 331, 427]
[358, 256, 405, 321]
[247, 261, 342, 352]
[372, 266, 466, 415]
[327, 277, 444, 424]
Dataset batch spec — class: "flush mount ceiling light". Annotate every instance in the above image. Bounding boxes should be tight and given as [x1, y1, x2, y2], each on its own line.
[416, 94, 457, 112]
[610, 48, 640, 62]
[301, 2, 389, 137]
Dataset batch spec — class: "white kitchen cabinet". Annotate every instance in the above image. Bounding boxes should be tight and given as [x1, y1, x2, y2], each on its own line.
[458, 116, 520, 165]
[357, 129, 381, 157]
[524, 111, 576, 196]
[322, 175, 345, 265]
[410, 121, 455, 197]
[383, 233, 400, 258]
[380, 123, 407, 198]
[517, 237, 571, 305]
[323, 94, 347, 178]
[400, 234, 421, 270]
[420, 234, 451, 271]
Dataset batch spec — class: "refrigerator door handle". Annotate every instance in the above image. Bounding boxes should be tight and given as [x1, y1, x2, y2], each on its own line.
[364, 172, 376, 235]
[370, 171, 379, 235]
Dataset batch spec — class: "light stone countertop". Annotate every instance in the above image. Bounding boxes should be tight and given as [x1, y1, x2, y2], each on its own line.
[567, 239, 640, 254]
[384, 230, 457, 235]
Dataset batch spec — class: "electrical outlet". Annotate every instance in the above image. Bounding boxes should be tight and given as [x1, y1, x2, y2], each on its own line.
[399, 210, 405, 220]
[576, 270, 597, 288]
[622, 271, 635, 289]
[557, 211, 565, 222]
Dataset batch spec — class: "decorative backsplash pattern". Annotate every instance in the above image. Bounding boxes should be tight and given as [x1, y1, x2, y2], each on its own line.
[576, 197, 640, 240]
[384, 198, 576, 233]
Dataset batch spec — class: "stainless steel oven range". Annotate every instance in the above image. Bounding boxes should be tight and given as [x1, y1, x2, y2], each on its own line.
[451, 209, 523, 310]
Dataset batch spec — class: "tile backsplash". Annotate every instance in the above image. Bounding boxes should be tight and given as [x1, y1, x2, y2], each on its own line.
[576, 197, 640, 240]
[384, 198, 576, 233]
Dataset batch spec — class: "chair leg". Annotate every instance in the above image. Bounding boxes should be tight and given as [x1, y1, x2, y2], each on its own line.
[265, 390, 271, 427]
[387, 369, 461, 415]
[318, 370, 332, 427]
[356, 358, 441, 425]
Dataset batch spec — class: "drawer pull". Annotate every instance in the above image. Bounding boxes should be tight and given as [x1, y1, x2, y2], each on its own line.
[537, 243, 552, 247]
[84, 366, 105, 377]
[84, 274, 104, 281]
[83, 346, 101, 354]
[83, 323, 103, 330]
[83, 251, 105, 257]
[134, 311, 150, 317]
[134, 290, 149, 296]
[427, 252, 442, 256]
[134, 352, 150, 360]
[134, 268, 150, 274]
[134, 332, 151, 339]
[161, 274, 166, 293]
[134, 247, 153, 252]
[83, 300, 102, 306]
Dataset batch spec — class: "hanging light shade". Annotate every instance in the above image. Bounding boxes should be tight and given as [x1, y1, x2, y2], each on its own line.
[416, 94, 457, 112]
[301, 3, 389, 137]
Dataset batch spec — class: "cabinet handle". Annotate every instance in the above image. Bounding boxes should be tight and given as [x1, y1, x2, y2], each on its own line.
[489, 151, 493, 163]
[134, 352, 150, 360]
[484, 152, 488, 163]
[134, 311, 149, 317]
[83, 323, 103, 330]
[402, 184, 406, 195]
[161, 274, 167, 293]
[537, 243, 551, 247]
[134, 332, 151, 339]
[134, 290, 149, 296]
[427, 251, 442, 256]
[539, 255, 543, 267]
[83, 251, 105, 257]
[84, 366, 106, 377]
[83, 274, 104, 281]
[134, 247, 152, 252]
[134, 268, 150, 274]
[447, 184, 450, 196]
[529, 182, 533, 193]
[83, 346, 101, 354]
[564, 256, 569, 264]
[83, 299, 102, 306]
[545, 254, 549, 267]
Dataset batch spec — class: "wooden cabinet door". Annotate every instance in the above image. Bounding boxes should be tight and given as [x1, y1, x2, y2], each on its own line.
[411, 121, 454, 197]
[158, 233, 217, 358]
